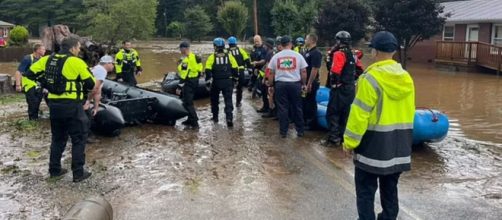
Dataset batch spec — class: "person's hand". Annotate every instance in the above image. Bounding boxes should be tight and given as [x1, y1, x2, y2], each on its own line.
[92, 107, 98, 116]
[175, 88, 181, 96]
[15, 85, 22, 92]
[342, 144, 353, 158]
[136, 71, 142, 76]
[251, 61, 256, 67]
[83, 100, 91, 110]
[301, 85, 307, 93]
[268, 86, 274, 94]
[42, 89, 48, 94]
[306, 83, 312, 93]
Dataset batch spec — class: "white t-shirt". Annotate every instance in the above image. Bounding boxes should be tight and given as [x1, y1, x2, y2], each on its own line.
[91, 65, 107, 82]
[268, 49, 308, 82]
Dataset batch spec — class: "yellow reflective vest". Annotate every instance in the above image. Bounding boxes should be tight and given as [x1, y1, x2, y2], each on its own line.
[177, 52, 203, 80]
[28, 54, 96, 101]
[115, 48, 141, 74]
[21, 54, 39, 92]
[344, 59, 415, 175]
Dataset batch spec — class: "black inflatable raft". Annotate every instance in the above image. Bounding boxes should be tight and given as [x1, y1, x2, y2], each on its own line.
[101, 79, 188, 126]
[90, 103, 125, 136]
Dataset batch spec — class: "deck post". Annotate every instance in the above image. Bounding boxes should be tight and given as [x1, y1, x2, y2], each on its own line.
[467, 42, 472, 65]
[497, 48, 501, 76]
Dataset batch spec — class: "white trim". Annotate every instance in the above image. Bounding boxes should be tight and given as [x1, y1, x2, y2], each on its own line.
[491, 24, 502, 46]
[442, 25, 455, 41]
[466, 24, 480, 42]
[355, 154, 411, 168]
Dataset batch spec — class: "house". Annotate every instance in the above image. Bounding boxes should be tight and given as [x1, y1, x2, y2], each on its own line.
[0, 20, 15, 47]
[408, 0, 502, 71]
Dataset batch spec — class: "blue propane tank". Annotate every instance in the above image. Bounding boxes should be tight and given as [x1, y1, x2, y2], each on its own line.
[316, 86, 330, 103]
[412, 109, 449, 145]
[317, 101, 329, 129]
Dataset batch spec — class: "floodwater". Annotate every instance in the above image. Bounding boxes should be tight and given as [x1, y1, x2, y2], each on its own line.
[0, 45, 501, 219]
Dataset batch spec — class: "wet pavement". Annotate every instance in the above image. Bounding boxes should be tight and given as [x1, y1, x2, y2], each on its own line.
[0, 45, 501, 219]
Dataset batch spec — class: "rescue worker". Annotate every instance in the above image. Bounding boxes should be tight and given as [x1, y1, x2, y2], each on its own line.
[343, 31, 415, 220]
[326, 31, 356, 145]
[14, 44, 47, 120]
[25, 37, 95, 182]
[294, 37, 305, 54]
[250, 35, 267, 98]
[205, 38, 239, 127]
[115, 40, 142, 86]
[227, 36, 251, 107]
[267, 36, 308, 138]
[302, 34, 322, 130]
[177, 41, 203, 128]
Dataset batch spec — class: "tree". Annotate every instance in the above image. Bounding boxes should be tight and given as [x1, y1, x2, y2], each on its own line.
[167, 21, 185, 39]
[155, 0, 185, 37]
[298, 0, 319, 34]
[217, 1, 249, 38]
[183, 5, 213, 42]
[8, 26, 29, 46]
[78, 0, 157, 44]
[373, 0, 447, 68]
[313, 0, 371, 46]
[271, 0, 301, 36]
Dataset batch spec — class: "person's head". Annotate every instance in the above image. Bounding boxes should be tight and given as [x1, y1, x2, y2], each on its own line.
[179, 41, 190, 55]
[305, 33, 318, 48]
[227, 36, 238, 47]
[213, 37, 225, 52]
[99, 55, 115, 72]
[335, 31, 351, 48]
[32, 44, 46, 57]
[275, 36, 283, 51]
[295, 37, 305, 47]
[123, 40, 132, 50]
[264, 38, 275, 50]
[280, 35, 292, 50]
[253, 35, 262, 47]
[61, 37, 81, 56]
[369, 31, 398, 61]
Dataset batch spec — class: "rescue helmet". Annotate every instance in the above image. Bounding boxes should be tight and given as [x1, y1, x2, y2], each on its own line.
[213, 37, 225, 48]
[335, 31, 351, 45]
[295, 37, 305, 46]
[227, 36, 237, 46]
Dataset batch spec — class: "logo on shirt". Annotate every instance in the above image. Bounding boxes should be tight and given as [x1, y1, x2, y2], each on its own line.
[277, 57, 297, 70]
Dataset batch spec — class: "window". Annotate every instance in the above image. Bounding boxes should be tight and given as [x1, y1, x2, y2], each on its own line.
[492, 24, 502, 46]
[443, 26, 455, 41]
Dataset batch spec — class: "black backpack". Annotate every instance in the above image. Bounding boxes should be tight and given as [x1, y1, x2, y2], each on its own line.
[43, 55, 70, 95]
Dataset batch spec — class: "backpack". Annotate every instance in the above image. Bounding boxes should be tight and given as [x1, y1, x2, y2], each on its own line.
[43, 55, 70, 95]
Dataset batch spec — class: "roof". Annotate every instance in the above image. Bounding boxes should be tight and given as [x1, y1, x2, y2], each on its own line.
[0, 20, 15, 27]
[442, 0, 502, 23]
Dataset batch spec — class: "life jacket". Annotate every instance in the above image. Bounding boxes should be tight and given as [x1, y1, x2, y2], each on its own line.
[43, 55, 72, 95]
[212, 52, 233, 80]
[229, 47, 244, 67]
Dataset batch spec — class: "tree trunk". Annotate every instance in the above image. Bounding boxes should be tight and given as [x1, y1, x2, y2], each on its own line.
[0, 74, 13, 94]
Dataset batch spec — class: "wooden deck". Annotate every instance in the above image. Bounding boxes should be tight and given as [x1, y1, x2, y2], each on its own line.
[435, 41, 502, 74]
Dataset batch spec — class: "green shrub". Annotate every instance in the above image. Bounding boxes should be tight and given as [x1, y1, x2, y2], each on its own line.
[8, 26, 29, 46]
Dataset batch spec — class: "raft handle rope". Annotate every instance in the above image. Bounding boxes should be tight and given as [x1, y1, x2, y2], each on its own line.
[416, 107, 439, 123]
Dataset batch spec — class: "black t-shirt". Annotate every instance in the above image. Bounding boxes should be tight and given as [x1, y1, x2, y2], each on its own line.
[303, 46, 322, 81]
[251, 45, 267, 69]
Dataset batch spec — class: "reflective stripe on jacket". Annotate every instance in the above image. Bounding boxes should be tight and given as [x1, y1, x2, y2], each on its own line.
[344, 59, 415, 175]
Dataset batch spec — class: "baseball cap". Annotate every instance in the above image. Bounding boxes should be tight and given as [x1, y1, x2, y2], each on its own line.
[369, 31, 398, 53]
[99, 55, 115, 64]
[280, 35, 291, 45]
[179, 41, 190, 48]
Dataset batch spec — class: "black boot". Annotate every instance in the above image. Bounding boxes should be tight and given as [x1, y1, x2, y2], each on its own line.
[73, 170, 92, 182]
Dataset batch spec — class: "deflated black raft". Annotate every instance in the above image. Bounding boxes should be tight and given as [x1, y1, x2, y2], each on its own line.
[90, 79, 189, 136]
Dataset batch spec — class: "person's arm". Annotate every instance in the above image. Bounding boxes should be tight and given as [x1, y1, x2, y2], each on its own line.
[330, 51, 346, 87]
[343, 75, 378, 150]
[115, 51, 123, 74]
[204, 54, 214, 81]
[89, 80, 102, 115]
[25, 56, 48, 82]
[134, 49, 143, 74]
[14, 71, 23, 92]
[229, 54, 239, 80]
[307, 51, 322, 92]
[15, 57, 30, 91]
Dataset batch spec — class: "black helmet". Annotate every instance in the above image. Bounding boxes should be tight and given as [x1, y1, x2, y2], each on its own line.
[335, 31, 351, 45]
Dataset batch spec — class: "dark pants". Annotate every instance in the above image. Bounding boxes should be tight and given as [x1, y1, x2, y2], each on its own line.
[303, 81, 320, 128]
[121, 70, 137, 86]
[25, 87, 46, 120]
[275, 81, 304, 135]
[48, 100, 88, 177]
[236, 69, 245, 105]
[211, 79, 234, 121]
[326, 85, 355, 141]
[182, 78, 199, 124]
[260, 79, 270, 110]
[355, 167, 401, 220]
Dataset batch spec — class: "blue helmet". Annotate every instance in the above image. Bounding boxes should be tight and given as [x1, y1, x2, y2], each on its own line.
[295, 37, 305, 46]
[213, 37, 225, 47]
[227, 36, 237, 45]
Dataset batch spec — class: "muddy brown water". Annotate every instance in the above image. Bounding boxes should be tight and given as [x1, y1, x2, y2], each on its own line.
[0, 46, 501, 219]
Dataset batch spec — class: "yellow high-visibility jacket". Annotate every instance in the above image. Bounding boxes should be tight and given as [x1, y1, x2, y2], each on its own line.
[177, 52, 203, 80]
[344, 59, 415, 175]
[115, 48, 141, 74]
